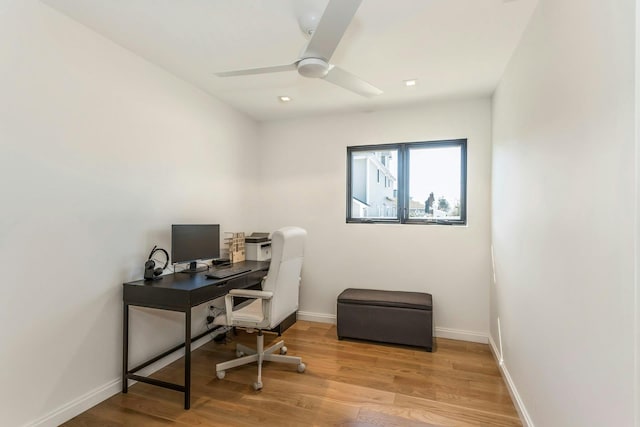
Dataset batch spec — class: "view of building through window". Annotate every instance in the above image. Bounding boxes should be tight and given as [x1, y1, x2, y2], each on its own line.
[350, 149, 398, 219]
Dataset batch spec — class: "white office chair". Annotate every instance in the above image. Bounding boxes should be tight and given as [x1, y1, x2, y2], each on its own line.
[213, 226, 307, 390]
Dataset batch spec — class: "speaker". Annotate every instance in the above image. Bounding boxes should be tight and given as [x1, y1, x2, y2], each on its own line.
[144, 245, 169, 281]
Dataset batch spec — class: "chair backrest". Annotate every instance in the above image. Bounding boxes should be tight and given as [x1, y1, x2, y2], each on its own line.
[262, 226, 306, 328]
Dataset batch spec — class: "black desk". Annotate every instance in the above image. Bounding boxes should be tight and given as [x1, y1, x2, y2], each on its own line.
[122, 260, 270, 409]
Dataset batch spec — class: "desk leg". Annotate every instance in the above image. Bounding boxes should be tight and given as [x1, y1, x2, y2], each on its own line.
[122, 303, 129, 394]
[184, 309, 191, 410]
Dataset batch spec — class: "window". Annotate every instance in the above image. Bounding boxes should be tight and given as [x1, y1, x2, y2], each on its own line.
[347, 139, 467, 225]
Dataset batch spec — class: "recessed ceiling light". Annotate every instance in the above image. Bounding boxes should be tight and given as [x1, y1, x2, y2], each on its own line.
[404, 79, 417, 87]
[278, 96, 291, 102]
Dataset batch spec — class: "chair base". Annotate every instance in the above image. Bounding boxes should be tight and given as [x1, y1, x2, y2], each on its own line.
[216, 331, 305, 389]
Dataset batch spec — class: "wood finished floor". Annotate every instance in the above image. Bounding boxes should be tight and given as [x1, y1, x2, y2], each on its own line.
[64, 321, 521, 426]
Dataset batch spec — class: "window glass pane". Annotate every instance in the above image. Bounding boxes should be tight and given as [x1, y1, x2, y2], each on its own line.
[408, 146, 462, 220]
[350, 149, 398, 219]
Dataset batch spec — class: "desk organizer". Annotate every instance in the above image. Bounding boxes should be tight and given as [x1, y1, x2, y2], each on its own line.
[225, 232, 245, 263]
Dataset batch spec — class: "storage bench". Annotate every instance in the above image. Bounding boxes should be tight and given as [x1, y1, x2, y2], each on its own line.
[337, 288, 433, 351]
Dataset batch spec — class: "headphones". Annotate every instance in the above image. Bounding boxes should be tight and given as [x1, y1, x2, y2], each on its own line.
[144, 245, 169, 281]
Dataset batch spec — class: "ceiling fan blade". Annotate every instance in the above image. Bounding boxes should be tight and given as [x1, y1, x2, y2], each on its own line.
[215, 63, 297, 77]
[302, 0, 362, 62]
[323, 66, 382, 97]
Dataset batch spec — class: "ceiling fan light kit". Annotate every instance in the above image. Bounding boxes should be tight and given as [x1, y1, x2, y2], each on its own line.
[214, 0, 382, 98]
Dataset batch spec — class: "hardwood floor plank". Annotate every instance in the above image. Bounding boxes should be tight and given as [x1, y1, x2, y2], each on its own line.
[356, 406, 441, 427]
[63, 321, 521, 426]
[394, 394, 522, 427]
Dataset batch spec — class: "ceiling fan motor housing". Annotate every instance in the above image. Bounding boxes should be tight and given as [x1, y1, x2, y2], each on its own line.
[298, 12, 321, 38]
[297, 58, 330, 78]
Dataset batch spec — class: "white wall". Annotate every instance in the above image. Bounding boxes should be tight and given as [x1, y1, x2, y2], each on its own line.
[492, 1, 636, 426]
[257, 98, 492, 340]
[636, 1, 640, 424]
[0, 2, 259, 426]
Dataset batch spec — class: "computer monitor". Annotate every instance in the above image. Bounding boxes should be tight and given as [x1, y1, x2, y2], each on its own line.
[171, 224, 220, 273]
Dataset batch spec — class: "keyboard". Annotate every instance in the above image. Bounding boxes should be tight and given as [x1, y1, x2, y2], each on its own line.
[206, 267, 251, 280]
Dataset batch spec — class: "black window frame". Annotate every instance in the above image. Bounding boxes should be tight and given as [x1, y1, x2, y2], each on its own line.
[346, 139, 467, 225]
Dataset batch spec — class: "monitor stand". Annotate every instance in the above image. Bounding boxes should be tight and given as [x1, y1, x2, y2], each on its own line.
[179, 261, 208, 274]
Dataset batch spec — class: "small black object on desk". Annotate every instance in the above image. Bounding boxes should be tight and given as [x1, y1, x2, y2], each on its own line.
[144, 245, 169, 281]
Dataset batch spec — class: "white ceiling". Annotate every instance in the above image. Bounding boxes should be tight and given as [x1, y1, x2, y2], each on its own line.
[42, 0, 538, 121]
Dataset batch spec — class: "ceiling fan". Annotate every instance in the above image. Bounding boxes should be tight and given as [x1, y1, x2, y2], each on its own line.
[214, 0, 382, 98]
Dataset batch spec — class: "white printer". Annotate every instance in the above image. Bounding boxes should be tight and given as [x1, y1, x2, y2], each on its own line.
[245, 233, 271, 261]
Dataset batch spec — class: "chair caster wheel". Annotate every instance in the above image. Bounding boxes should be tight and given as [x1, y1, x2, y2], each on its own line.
[253, 381, 263, 391]
[297, 363, 306, 373]
[236, 351, 244, 357]
[280, 346, 287, 355]
[217, 371, 225, 380]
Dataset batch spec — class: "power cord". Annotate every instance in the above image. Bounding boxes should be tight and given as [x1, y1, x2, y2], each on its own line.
[206, 305, 231, 343]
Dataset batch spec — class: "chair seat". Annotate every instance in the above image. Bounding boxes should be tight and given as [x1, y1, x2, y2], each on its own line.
[213, 299, 264, 325]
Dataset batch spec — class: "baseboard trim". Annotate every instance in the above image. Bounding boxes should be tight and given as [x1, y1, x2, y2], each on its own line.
[27, 333, 215, 427]
[27, 377, 122, 427]
[489, 335, 535, 427]
[434, 327, 488, 344]
[297, 311, 336, 324]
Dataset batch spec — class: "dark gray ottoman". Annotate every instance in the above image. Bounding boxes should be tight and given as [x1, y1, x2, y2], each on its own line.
[337, 288, 433, 351]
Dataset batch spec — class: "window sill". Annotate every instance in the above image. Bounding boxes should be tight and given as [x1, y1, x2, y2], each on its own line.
[346, 219, 466, 226]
